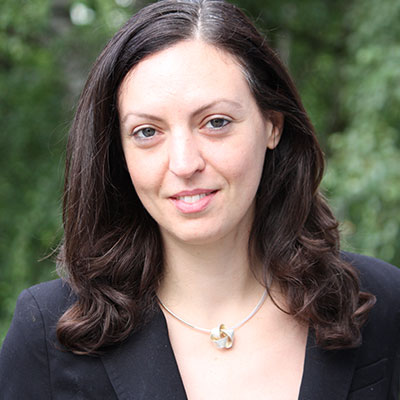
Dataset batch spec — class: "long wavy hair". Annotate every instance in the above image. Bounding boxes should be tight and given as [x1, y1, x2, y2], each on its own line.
[57, 0, 375, 355]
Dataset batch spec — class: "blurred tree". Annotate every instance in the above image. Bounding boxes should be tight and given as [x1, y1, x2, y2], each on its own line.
[0, 0, 65, 338]
[239, 0, 400, 261]
[0, 0, 399, 342]
[323, 0, 400, 262]
[0, 0, 136, 340]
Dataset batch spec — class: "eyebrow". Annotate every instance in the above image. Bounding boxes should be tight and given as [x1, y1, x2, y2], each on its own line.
[120, 99, 244, 125]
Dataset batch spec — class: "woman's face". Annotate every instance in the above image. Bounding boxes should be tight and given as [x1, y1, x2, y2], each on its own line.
[119, 40, 281, 246]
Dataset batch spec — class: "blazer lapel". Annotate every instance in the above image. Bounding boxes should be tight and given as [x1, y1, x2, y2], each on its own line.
[101, 308, 187, 400]
[101, 312, 358, 399]
[298, 330, 358, 400]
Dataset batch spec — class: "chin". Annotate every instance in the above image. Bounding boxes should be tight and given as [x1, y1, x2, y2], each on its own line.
[169, 224, 244, 247]
[176, 233, 220, 246]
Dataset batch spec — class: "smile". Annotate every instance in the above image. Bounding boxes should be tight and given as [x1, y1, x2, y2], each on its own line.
[170, 190, 217, 214]
[176, 193, 207, 203]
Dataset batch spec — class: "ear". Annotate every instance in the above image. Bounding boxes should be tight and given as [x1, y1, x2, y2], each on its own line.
[266, 111, 284, 150]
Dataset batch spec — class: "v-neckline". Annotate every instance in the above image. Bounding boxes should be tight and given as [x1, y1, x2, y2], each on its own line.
[101, 305, 357, 400]
[157, 306, 358, 400]
[160, 306, 313, 399]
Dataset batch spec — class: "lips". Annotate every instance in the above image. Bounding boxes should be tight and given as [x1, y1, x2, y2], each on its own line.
[170, 189, 217, 213]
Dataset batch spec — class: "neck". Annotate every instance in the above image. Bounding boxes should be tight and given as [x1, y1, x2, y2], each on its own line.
[157, 232, 265, 328]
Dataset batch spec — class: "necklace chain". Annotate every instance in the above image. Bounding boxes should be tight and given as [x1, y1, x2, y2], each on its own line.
[158, 290, 268, 349]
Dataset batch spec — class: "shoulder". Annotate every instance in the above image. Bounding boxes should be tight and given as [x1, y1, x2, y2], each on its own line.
[24, 277, 74, 304]
[23, 278, 75, 312]
[0, 279, 74, 397]
[342, 252, 400, 348]
[341, 251, 400, 299]
[11, 279, 75, 330]
[1, 278, 76, 363]
[340, 254, 400, 395]
[0, 279, 117, 398]
[342, 251, 400, 330]
[1, 278, 75, 354]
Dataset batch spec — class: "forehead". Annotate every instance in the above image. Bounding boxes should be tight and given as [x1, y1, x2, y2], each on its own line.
[118, 40, 254, 112]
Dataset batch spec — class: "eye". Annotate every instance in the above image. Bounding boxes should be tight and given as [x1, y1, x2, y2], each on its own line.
[132, 126, 157, 139]
[205, 117, 231, 129]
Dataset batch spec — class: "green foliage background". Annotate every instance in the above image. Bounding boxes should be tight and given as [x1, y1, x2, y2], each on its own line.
[1, 0, 399, 341]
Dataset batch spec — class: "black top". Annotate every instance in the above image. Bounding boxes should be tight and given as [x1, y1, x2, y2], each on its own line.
[1, 252, 399, 399]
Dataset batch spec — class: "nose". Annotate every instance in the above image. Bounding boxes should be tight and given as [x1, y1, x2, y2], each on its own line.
[168, 130, 205, 178]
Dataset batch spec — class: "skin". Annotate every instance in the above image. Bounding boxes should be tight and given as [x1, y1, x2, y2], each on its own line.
[119, 40, 281, 249]
[119, 40, 307, 400]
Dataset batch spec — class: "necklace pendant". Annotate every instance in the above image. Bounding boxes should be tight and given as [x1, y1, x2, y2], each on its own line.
[158, 290, 267, 351]
[210, 324, 234, 349]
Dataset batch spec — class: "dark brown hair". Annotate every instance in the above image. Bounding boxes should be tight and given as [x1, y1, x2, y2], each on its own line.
[57, 0, 375, 354]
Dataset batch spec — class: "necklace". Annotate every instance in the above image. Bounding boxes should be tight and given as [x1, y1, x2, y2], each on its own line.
[158, 290, 267, 349]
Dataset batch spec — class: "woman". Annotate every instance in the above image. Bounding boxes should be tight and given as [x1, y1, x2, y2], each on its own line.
[1, 0, 399, 399]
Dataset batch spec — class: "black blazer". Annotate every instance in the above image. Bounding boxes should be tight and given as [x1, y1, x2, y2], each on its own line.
[1, 252, 399, 399]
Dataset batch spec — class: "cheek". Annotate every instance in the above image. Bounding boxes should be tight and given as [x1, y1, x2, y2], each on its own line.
[216, 137, 267, 186]
[125, 152, 162, 197]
